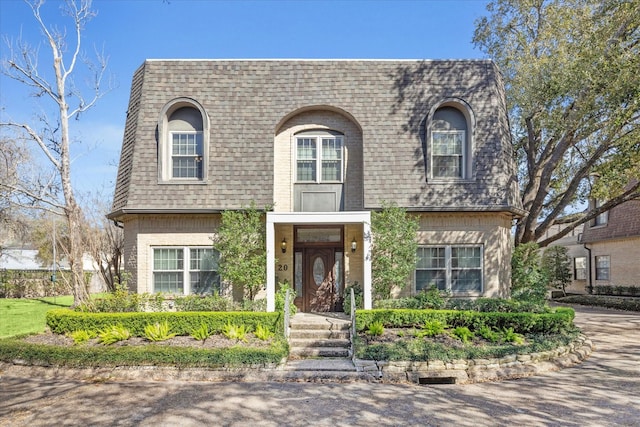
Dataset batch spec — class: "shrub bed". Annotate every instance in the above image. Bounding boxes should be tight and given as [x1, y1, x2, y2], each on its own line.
[355, 307, 575, 334]
[555, 295, 640, 312]
[0, 337, 288, 368]
[46, 309, 283, 336]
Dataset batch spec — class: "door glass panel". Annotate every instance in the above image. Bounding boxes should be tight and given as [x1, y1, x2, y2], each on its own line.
[313, 257, 325, 286]
[295, 251, 302, 297]
[335, 252, 343, 294]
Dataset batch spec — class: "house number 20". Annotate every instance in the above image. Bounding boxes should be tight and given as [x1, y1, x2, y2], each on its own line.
[278, 264, 288, 271]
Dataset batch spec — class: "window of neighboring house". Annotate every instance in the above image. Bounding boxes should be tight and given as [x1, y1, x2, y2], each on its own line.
[162, 104, 206, 181]
[593, 199, 608, 226]
[595, 255, 610, 280]
[153, 247, 219, 294]
[574, 257, 587, 280]
[430, 106, 470, 179]
[296, 134, 343, 183]
[416, 245, 483, 293]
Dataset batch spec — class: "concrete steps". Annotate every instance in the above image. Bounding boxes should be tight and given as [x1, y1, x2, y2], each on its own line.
[288, 313, 352, 361]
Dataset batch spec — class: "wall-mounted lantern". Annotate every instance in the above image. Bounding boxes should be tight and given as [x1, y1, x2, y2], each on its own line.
[351, 237, 357, 253]
[281, 238, 287, 254]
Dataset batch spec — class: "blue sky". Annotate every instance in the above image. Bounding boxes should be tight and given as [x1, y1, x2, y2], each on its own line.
[0, 0, 489, 204]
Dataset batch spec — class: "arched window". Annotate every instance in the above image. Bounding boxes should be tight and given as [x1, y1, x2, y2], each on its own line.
[429, 103, 473, 180]
[159, 99, 208, 182]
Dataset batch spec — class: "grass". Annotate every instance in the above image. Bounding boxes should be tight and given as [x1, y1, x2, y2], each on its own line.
[0, 296, 74, 339]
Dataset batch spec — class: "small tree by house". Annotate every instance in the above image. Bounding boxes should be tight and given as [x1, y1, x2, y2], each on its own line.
[511, 242, 547, 307]
[371, 202, 419, 301]
[542, 246, 572, 297]
[212, 203, 268, 301]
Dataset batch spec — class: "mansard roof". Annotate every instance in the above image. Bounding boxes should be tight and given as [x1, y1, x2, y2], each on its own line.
[109, 59, 522, 217]
[581, 199, 640, 243]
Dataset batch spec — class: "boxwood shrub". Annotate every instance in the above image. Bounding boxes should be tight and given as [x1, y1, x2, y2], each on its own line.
[0, 337, 288, 368]
[46, 309, 283, 337]
[355, 307, 574, 334]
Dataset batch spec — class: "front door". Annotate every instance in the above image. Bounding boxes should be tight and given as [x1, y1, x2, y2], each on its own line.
[304, 248, 337, 312]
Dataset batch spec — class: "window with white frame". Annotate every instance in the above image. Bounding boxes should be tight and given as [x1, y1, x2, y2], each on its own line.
[416, 245, 483, 293]
[574, 257, 587, 280]
[432, 130, 465, 178]
[161, 105, 206, 181]
[595, 255, 610, 280]
[296, 133, 343, 183]
[171, 132, 203, 179]
[430, 106, 470, 179]
[153, 247, 219, 294]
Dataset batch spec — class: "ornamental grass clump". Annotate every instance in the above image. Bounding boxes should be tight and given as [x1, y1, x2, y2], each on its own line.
[254, 323, 274, 341]
[190, 322, 212, 343]
[222, 322, 248, 342]
[97, 325, 131, 345]
[366, 321, 385, 336]
[451, 326, 475, 343]
[67, 330, 93, 345]
[415, 320, 447, 338]
[144, 321, 176, 342]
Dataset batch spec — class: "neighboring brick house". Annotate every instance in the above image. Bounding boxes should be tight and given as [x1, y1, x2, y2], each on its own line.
[108, 59, 523, 312]
[540, 223, 589, 294]
[580, 197, 640, 291]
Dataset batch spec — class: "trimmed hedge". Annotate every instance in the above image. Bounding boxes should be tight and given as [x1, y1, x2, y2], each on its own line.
[355, 307, 575, 334]
[556, 295, 640, 312]
[0, 337, 288, 368]
[46, 309, 283, 337]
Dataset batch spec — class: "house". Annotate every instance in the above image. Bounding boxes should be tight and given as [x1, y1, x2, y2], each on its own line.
[0, 248, 106, 297]
[108, 59, 523, 312]
[539, 223, 589, 294]
[580, 197, 640, 292]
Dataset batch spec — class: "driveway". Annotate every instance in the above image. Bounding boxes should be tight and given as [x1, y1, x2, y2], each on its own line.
[1, 304, 639, 426]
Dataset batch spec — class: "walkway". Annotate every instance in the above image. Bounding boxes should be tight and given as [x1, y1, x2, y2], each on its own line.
[1, 305, 638, 426]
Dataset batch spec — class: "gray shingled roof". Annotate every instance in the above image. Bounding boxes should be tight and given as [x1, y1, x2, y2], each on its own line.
[581, 199, 640, 243]
[109, 59, 522, 217]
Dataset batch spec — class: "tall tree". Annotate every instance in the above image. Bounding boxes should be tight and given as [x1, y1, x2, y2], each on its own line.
[474, 0, 640, 246]
[0, 0, 110, 305]
[371, 202, 419, 301]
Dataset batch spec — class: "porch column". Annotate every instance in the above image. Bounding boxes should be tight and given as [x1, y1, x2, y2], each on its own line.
[363, 218, 372, 309]
[266, 216, 275, 312]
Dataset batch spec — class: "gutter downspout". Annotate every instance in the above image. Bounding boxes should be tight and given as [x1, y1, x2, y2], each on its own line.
[583, 243, 593, 294]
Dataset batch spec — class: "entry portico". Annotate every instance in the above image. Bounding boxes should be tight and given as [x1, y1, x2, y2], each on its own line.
[266, 211, 372, 312]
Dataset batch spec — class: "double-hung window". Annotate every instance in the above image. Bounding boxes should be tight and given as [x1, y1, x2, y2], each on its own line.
[153, 247, 219, 294]
[574, 257, 587, 280]
[171, 132, 203, 179]
[595, 255, 610, 280]
[296, 134, 343, 183]
[432, 130, 465, 178]
[416, 245, 483, 293]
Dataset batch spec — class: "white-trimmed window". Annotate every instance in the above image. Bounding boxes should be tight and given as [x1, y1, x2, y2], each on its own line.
[432, 130, 465, 178]
[296, 133, 343, 183]
[430, 105, 471, 179]
[595, 255, 610, 281]
[153, 247, 219, 294]
[171, 132, 203, 179]
[416, 245, 483, 293]
[160, 102, 208, 182]
[574, 257, 587, 280]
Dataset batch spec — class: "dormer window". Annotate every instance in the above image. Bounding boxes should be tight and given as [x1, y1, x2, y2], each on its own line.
[159, 99, 208, 182]
[295, 130, 344, 183]
[429, 104, 473, 180]
[171, 132, 203, 178]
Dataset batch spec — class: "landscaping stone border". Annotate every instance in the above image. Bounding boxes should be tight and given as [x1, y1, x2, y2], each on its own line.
[354, 334, 593, 384]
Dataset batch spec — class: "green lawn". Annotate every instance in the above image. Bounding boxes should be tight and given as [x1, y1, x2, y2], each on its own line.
[0, 296, 74, 338]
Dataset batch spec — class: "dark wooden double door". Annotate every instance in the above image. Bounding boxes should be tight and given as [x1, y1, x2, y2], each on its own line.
[298, 247, 341, 312]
